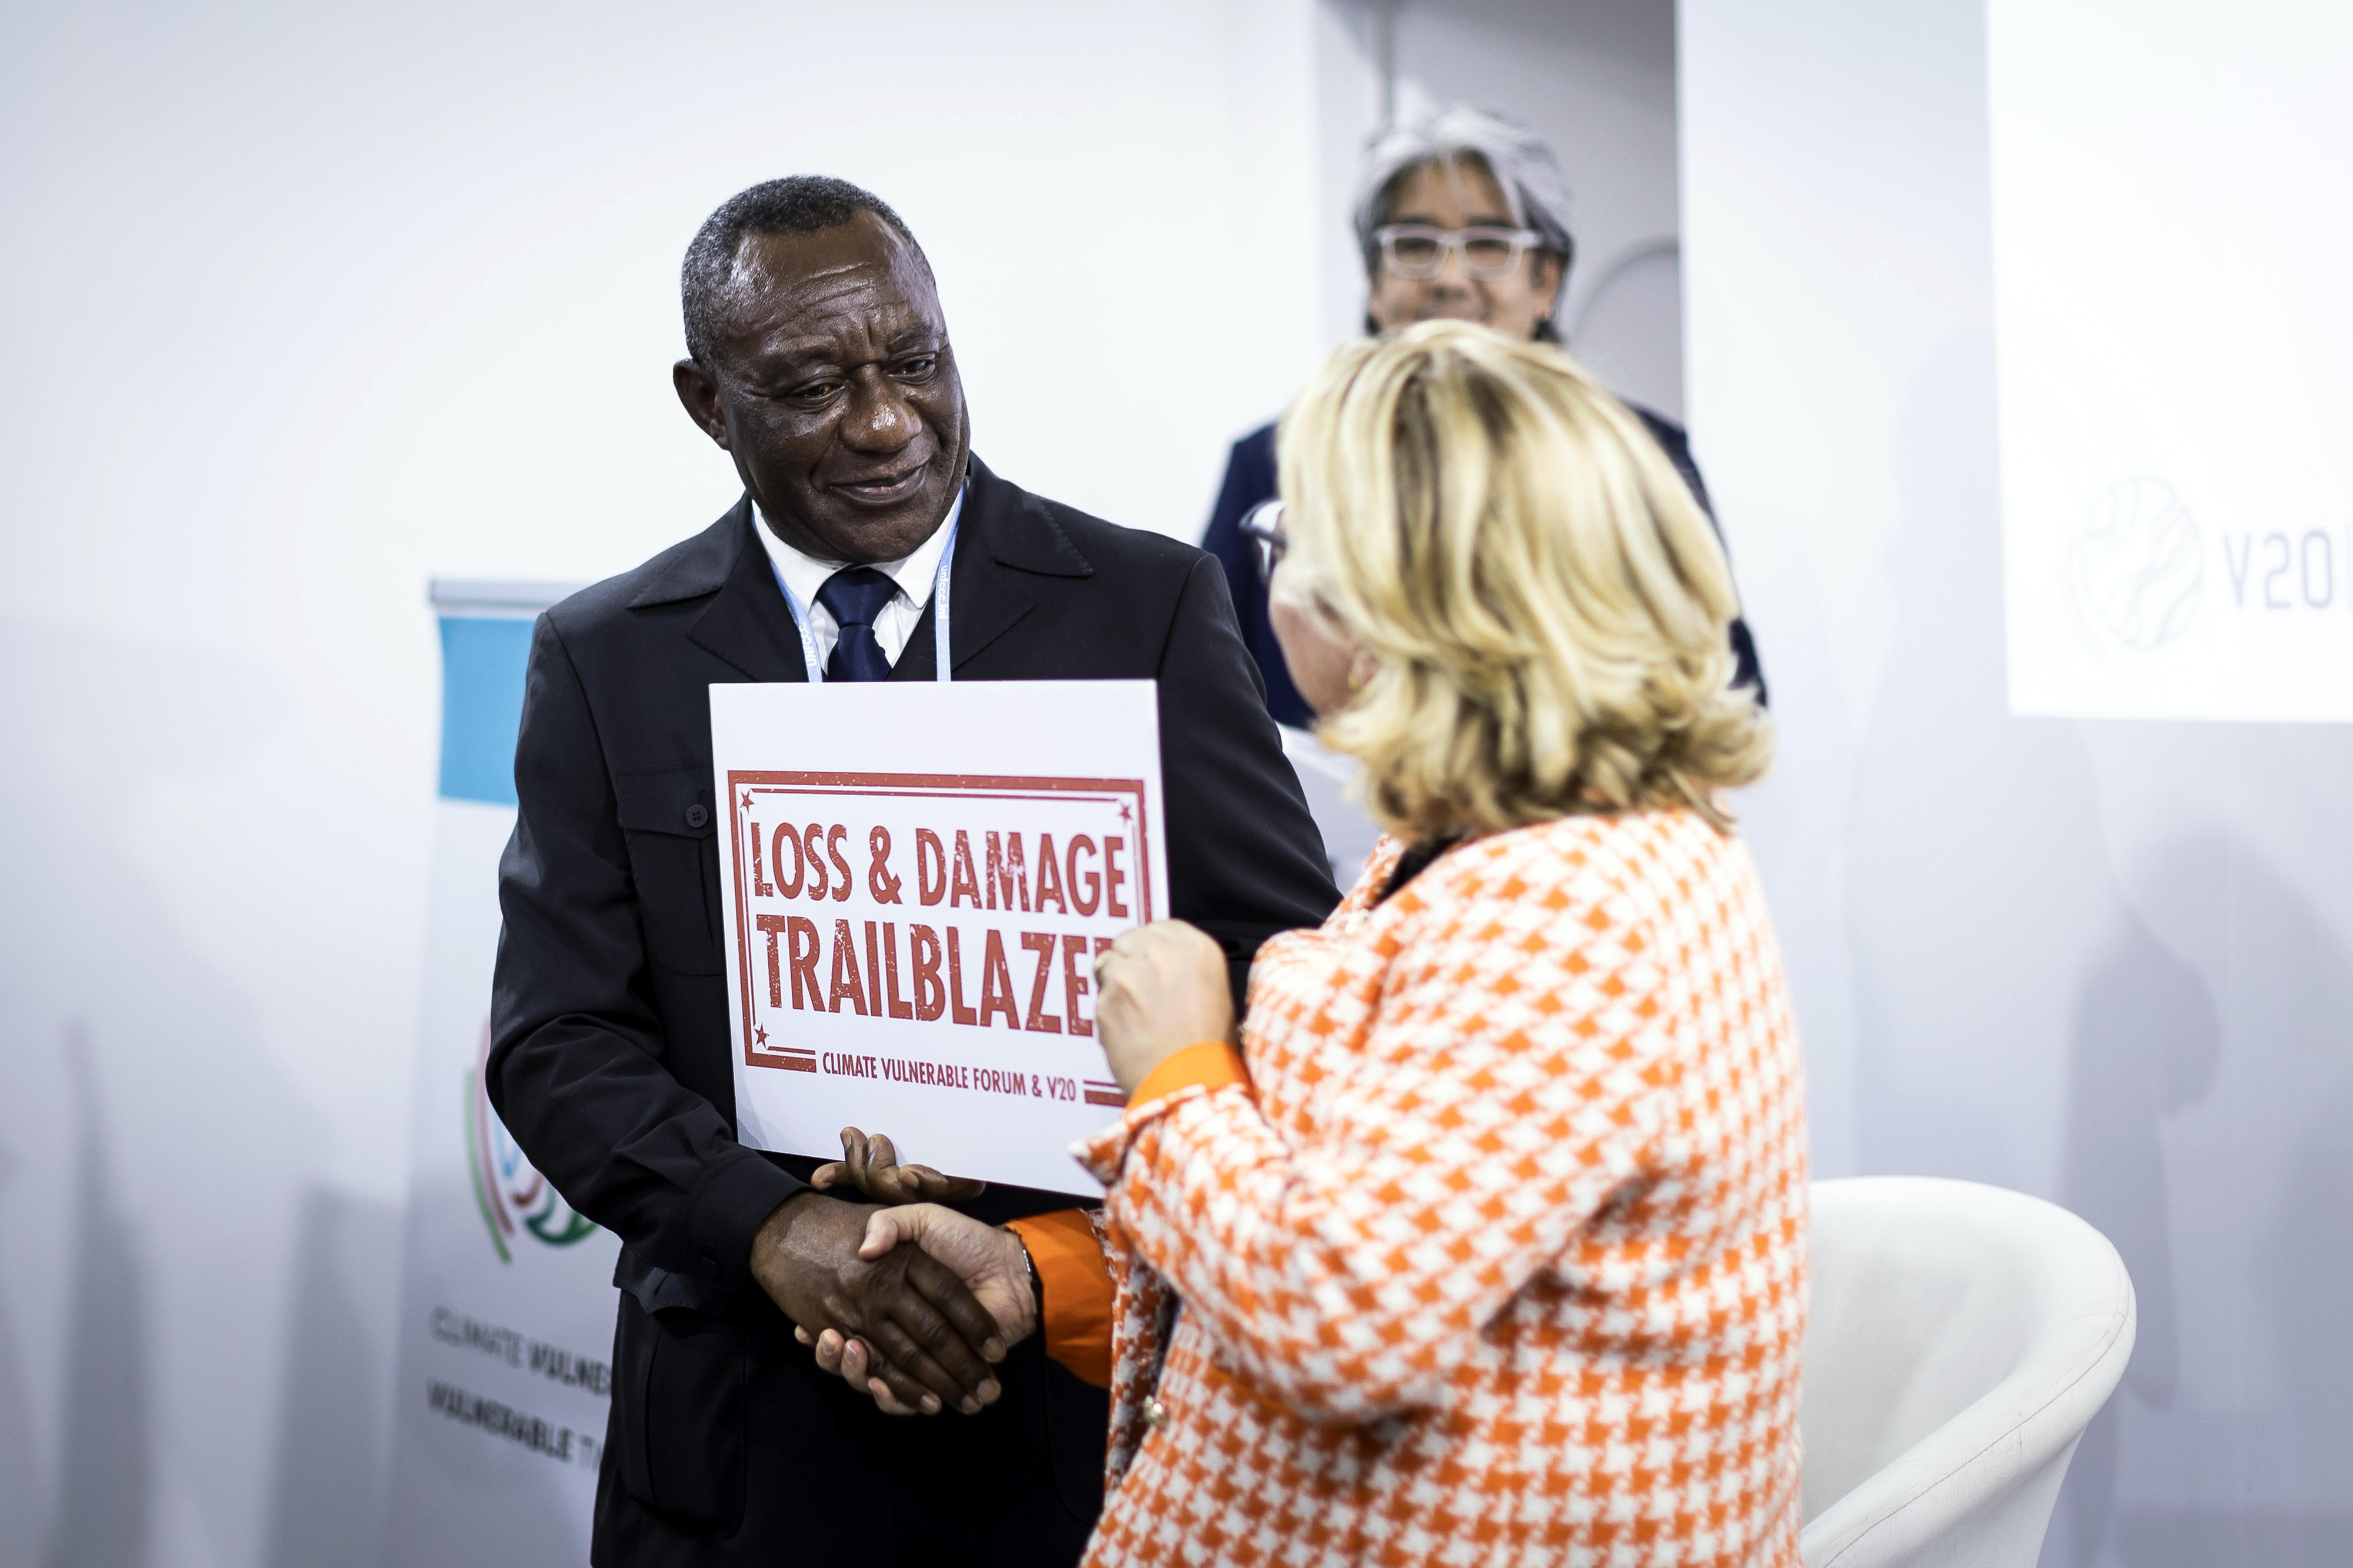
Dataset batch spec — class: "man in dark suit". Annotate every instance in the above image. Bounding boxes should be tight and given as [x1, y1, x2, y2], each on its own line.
[489, 176, 1338, 1567]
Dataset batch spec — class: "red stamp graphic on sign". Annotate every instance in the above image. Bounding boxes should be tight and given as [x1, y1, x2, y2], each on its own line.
[726, 772, 1146, 1109]
[711, 681, 1167, 1195]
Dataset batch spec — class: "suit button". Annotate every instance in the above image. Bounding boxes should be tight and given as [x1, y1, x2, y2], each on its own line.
[698, 1257, 721, 1280]
[685, 803, 709, 829]
[1143, 1398, 1168, 1430]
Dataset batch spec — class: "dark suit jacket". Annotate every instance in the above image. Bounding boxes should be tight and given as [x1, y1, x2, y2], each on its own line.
[1201, 408, 1768, 728]
[489, 456, 1339, 1566]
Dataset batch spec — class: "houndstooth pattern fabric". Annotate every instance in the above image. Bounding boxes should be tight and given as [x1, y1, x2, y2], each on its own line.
[1076, 811, 1808, 1568]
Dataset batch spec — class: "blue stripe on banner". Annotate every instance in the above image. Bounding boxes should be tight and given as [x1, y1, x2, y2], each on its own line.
[437, 616, 537, 806]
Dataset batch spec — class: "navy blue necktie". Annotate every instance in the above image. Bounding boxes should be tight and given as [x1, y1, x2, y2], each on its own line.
[816, 567, 898, 682]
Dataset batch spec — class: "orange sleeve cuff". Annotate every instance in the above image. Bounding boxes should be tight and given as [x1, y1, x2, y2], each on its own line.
[1005, 1209, 1114, 1389]
[1131, 1041, 1250, 1110]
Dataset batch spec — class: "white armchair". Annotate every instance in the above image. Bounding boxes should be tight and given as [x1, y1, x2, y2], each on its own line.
[1800, 1176, 2137, 1568]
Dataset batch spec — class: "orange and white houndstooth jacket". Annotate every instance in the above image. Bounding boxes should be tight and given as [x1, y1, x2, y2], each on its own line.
[1069, 810, 1808, 1568]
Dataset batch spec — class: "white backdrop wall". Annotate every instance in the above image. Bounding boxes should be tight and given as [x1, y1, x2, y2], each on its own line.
[0, 5, 1338, 1563]
[1682, 2, 2353, 1562]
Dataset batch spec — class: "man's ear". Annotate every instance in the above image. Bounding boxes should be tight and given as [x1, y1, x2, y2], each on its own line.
[673, 359, 732, 449]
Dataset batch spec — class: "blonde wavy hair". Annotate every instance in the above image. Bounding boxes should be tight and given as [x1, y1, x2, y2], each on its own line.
[1275, 321, 1769, 838]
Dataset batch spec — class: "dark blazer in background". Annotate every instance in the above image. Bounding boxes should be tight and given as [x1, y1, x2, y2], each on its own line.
[1201, 407, 1768, 728]
[489, 456, 1339, 1567]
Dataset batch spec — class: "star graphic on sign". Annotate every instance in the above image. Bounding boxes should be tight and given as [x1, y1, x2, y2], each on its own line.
[754, 1023, 769, 1047]
[1119, 802, 1132, 823]
[740, 792, 754, 813]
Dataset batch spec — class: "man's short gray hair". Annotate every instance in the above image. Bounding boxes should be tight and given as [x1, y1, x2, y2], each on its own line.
[681, 175, 928, 367]
[1351, 105, 1576, 301]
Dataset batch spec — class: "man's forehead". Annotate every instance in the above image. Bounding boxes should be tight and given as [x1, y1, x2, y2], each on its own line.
[720, 219, 942, 342]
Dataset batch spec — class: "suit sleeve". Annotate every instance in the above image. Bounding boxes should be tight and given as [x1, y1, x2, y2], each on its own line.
[1636, 411, 1768, 706]
[1154, 555, 1341, 995]
[1198, 433, 1268, 648]
[488, 614, 802, 1293]
[1197, 426, 1312, 728]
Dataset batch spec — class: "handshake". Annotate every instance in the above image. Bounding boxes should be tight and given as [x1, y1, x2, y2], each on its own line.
[748, 1126, 1047, 1419]
[745, 918, 1236, 1416]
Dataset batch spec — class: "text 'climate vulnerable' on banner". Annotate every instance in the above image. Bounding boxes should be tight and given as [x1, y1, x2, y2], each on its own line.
[712, 682, 1169, 1196]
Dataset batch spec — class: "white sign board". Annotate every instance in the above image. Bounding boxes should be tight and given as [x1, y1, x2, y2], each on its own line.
[712, 681, 1168, 1196]
[1989, 0, 2353, 723]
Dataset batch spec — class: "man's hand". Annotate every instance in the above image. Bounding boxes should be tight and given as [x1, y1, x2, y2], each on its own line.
[805, 1205, 1041, 1413]
[749, 1192, 1006, 1416]
[811, 1127, 987, 1205]
[1094, 919, 1237, 1092]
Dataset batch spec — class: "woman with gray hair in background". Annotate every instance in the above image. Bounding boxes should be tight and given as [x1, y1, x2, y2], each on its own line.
[1202, 104, 1765, 725]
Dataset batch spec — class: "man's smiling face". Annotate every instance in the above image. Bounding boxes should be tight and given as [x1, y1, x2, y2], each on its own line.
[675, 210, 970, 564]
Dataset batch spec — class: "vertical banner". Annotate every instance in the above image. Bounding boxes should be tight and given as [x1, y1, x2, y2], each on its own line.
[381, 582, 615, 1568]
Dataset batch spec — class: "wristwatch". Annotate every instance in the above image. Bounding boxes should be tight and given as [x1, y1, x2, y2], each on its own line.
[1010, 1230, 1044, 1320]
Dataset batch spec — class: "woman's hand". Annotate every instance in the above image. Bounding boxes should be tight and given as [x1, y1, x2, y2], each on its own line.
[799, 1204, 1039, 1416]
[1094, 920, 1236, 1093]
[755, 1193, 1006, 1418]
[811, 1127, 986, 1204]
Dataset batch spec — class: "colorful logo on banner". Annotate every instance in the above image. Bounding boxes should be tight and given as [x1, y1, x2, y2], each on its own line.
[469, 1025, 598, 1262]
[2065, 476, 2203, 650]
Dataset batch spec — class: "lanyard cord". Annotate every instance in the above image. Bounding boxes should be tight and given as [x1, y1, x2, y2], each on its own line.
[931, 513, 955, 685]
[770, 499, 960, 685]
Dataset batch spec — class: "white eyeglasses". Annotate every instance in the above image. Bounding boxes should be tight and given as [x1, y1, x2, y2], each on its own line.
[1238, 501, 1287, 583]
[1374, 223, 1547, 281]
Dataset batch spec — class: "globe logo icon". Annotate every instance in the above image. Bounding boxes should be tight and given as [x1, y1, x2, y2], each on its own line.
[471, 1024, 597, 1260]
[2067, 477, 2201, 649]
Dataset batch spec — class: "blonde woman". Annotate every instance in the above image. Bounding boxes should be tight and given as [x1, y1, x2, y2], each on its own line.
[814, 321, 1807, 1567]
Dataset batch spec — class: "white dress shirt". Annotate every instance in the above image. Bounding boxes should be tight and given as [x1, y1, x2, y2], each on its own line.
[755, 486, 963, 670]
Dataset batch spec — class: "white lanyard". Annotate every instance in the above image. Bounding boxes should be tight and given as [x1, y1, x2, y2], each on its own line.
[772, 511, 959, 685]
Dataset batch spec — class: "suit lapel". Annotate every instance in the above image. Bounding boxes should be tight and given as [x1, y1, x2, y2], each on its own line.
[888, 510, 1031, 681]
[681, 499, 812, 683]
[890, 457, 1090, 679]
[888, 594, 942, 680]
